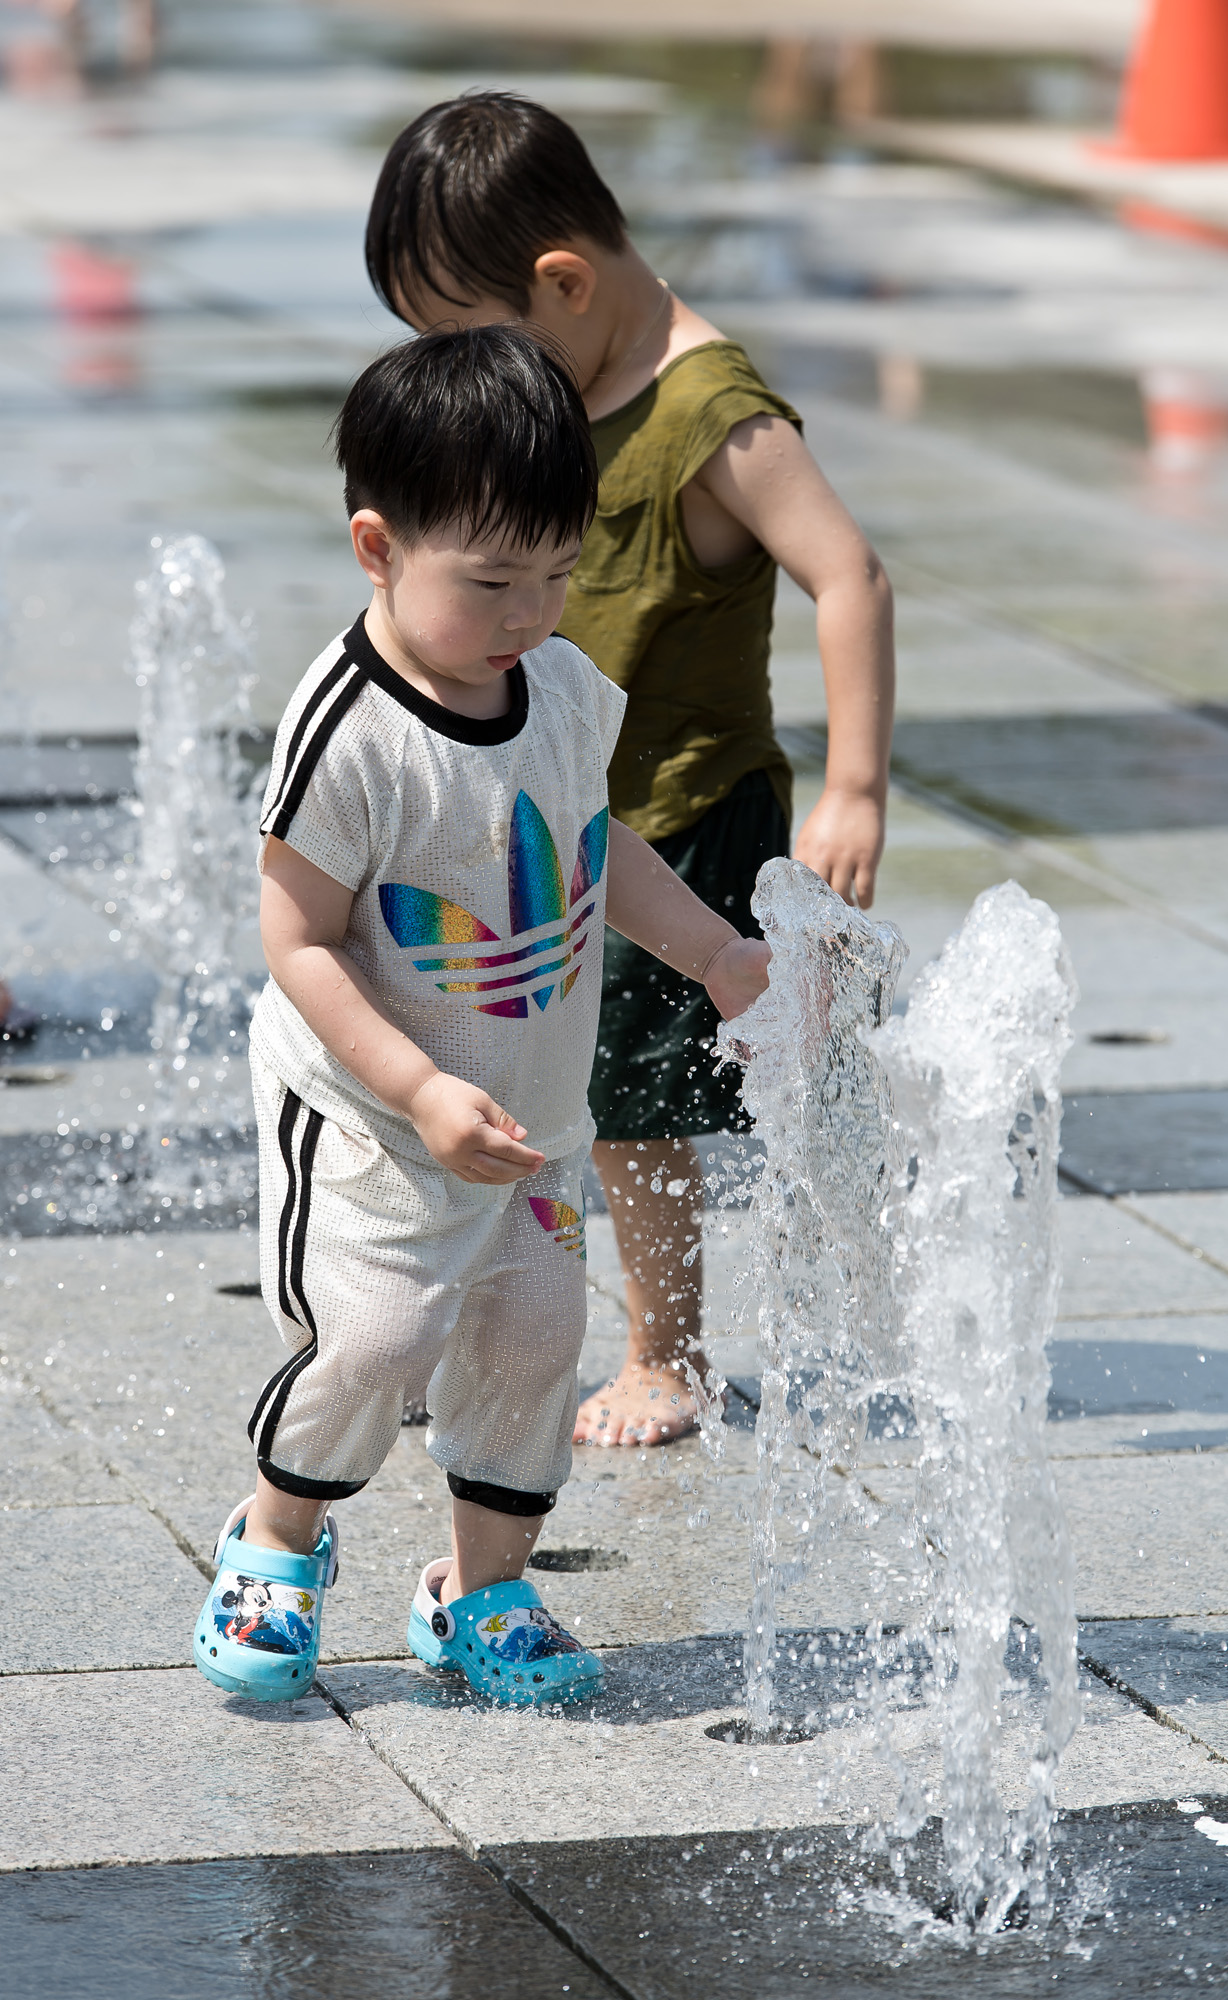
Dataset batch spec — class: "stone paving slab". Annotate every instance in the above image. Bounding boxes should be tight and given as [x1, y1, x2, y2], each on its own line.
[1055, 1199, 1228, 1319]
[490, 1807, 1228, 2000]
[1062, 1089, 1228, 1199]
[0, 1667, 452, 1871]
[3, 1149, 1224, 1419]
[1054, 1457, 1228, 1621]
[0, 1504, 206, 1674]
[1049, 1310, 1228, 1349]
[0, 1368, 118, 1510]
[1035, 912, 1228, 1098]
[0, 1234, 291, 1517]
[860, 1452, 1228, 1623]
[1048, 1320, 1228, 1424]
[869, 883, 1228, 1097]
[592, 1197, 1228, 1377]
[1081, 1618, 1228, 1763]
[811, 398, 1228, 708]
[861, 116, 1228, 234]
[0, 1849, 610, 2000]
[892, 710, 1228, 848]
[1129, 1193, 1228, 1274]
[883, 591, 1159, 726]
[1076, 831, 1228, 960]
[320, 1646, 1217, 1853]
[1045, 1408, 1228, 1460]
[0, 839, 141, 1031]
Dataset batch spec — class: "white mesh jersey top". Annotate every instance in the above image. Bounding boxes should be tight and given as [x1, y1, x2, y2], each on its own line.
[249, 614, 627, 1163]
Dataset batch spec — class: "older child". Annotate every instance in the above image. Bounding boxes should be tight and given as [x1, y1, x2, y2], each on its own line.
[366, 93, 894, 1449]
[192, 327, 768, 1707]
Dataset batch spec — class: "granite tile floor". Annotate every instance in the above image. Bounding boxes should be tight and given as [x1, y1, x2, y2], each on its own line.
[3, 1205, 1228, 1994]
[3, 3, 1228, 1990]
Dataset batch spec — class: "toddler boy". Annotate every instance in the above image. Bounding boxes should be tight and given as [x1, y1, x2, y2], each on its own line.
[192, 326, 769, 1707]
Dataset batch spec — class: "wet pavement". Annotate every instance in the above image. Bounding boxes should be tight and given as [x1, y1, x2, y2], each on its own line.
[2, 2, 1228, 1994]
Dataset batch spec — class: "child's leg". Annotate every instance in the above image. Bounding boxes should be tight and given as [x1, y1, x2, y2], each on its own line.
[444, 1495, 546, 1603]
[578, 1136, 706, 1446]
[427, 1146, 590, 1572]
[406, 1149, 602, 1704]
[243, 1469, 329, 1556]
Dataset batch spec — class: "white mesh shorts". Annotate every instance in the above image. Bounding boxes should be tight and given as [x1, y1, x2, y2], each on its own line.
[249, 1053, 590, 1508]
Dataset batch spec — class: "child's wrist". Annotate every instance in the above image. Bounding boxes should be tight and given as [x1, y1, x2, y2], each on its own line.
[698, 928, 740, 984]
[404, 1058, 442, 1118]
[819, 774, 887, 808]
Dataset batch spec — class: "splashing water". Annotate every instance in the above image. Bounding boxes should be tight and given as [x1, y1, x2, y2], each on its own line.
[717, 859, 907, 1739]
[874, 878, 1079, 1928]
[125, 535, 262, 1162]
[719, 864, 1079, 1929]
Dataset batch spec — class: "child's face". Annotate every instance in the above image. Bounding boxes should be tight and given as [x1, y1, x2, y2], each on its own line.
[352, 513, 581, 695]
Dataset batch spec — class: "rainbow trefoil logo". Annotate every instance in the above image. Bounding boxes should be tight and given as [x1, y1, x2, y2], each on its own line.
[379, 791, 608, 1020]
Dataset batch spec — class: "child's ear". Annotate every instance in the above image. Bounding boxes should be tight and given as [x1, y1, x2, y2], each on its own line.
[531, 249, 597, 319]
[351, 511, 399, 589]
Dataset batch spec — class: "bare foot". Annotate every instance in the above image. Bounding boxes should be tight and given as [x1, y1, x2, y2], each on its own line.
[574, 1361, 709, 1447]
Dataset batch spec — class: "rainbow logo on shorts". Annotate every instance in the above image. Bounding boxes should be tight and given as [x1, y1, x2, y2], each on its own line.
[528, 1196, 586, 1259]
[379, 792, 608, 1020]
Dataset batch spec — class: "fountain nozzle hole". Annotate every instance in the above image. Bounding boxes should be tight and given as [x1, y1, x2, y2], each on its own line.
[704, 1716, 816, 1746]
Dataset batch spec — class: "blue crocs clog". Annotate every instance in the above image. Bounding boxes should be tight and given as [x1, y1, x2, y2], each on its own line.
[193, 1495, 339, 1703]
[408, 1557, 603, 1708]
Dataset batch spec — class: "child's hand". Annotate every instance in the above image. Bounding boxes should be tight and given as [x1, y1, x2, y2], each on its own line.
[704, 937, 771, 1021]
[794, 788, 885, 908]
[407, 1072, 545, 1184]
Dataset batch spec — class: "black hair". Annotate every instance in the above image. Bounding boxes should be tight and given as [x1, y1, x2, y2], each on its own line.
[332, 323, 598, 551]
[366, 91, 627, 319]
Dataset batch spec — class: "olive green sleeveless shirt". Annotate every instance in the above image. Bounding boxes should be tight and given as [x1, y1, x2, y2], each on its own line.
[557, 341, 800, 843]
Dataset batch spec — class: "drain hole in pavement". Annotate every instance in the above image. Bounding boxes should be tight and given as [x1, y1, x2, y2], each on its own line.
[932, 1888, 1030, 1930]
[216, 1281, 263, 1297]
[1087, 1029, 1169, 1046]
[705, 1716, 816, 1746]
[527, 1547, 627, 1573]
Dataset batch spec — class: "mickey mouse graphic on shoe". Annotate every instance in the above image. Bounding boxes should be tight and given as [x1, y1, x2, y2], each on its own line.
[215, 1574, 316, 1656]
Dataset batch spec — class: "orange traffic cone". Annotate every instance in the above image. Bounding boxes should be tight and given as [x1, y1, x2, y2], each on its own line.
[1114, 0, 1228, 159]
[1142, 367, 1228, 473]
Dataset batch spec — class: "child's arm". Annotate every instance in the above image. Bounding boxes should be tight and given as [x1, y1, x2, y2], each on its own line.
[605, 818, 770, 1020]
[260, 838, 545, 1183]
[683, 414, 894, 908]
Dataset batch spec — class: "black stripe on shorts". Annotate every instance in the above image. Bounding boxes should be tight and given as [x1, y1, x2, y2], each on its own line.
[248, 1094, 323, 1457]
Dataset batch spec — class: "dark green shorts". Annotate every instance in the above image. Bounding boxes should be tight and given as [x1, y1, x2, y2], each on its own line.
[590, 768, 791, 1142]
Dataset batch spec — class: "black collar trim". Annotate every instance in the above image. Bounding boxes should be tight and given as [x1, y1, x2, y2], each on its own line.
[343, 614, 529, 746]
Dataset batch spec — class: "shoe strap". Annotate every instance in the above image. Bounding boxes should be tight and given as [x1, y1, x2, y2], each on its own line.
[322, 1512, 340, 1587]
[213, 1493, 256, 1563]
